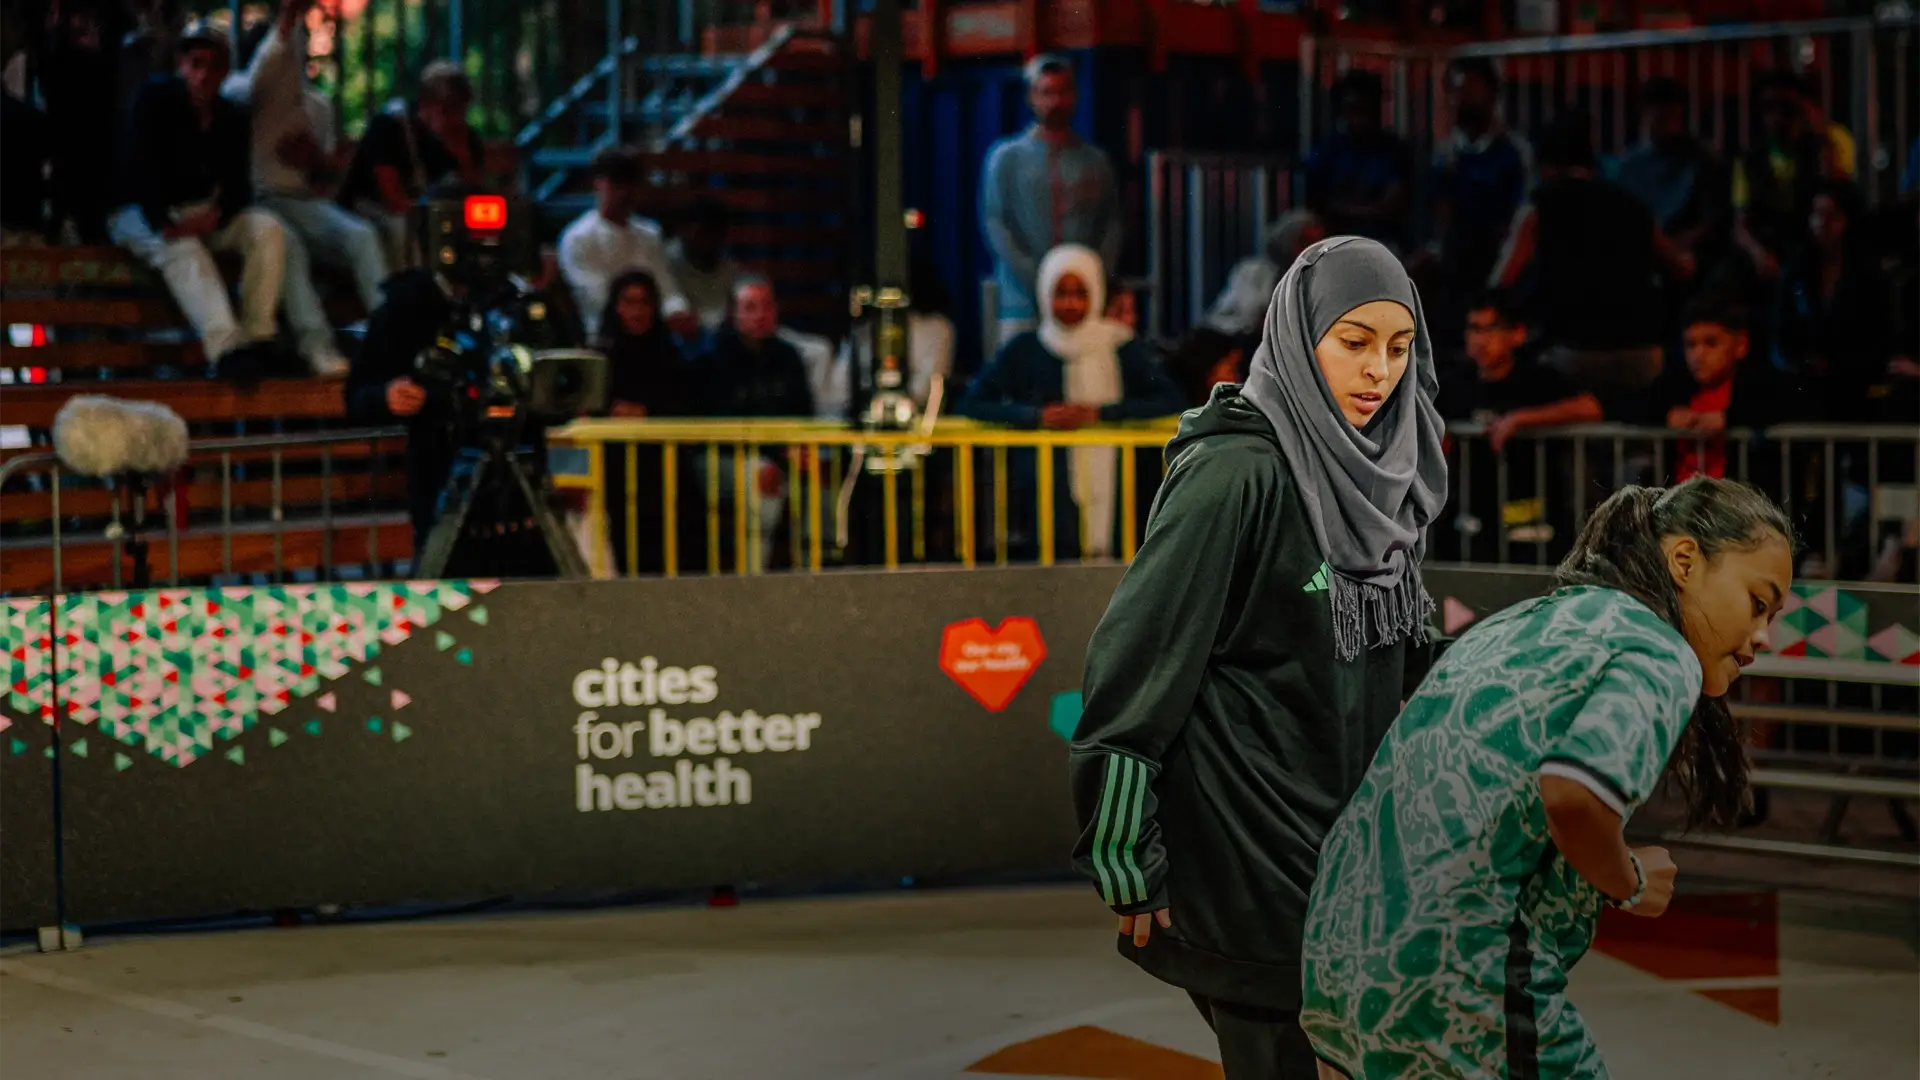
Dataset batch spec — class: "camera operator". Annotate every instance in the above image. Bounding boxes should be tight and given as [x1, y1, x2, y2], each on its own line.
[344, 262, 455, 549]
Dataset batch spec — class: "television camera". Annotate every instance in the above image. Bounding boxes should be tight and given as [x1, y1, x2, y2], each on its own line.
[410, 191, 608, 579]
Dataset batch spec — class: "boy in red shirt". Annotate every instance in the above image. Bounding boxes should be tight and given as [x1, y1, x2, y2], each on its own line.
[1660, 297, 1796, 481]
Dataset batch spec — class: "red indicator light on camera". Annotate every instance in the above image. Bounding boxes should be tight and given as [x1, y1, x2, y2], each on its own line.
[464, 196, 508, 231]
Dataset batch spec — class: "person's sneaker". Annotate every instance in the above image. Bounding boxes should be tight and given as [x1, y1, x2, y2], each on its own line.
[307, 350, 351, 380]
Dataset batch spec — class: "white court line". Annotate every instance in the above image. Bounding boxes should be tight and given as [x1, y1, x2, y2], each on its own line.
[0, 960, 498, 1080]
[1579, 969, 1919, 995]
[840, 996, 1192, 1080]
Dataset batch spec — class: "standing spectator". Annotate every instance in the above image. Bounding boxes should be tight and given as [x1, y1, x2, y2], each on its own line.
[666, 197, 744, 332]
[106, 23, 291, 378]
[39, 0, 120, 243]
[1426, 59, 1532, 295]
[1775, 181, 1893, 415]
[955, 244, 1185, 559]
[1303, 71, 1414, 250]
[1732, 71, 1843, 284]
[1492, 113, 1694, 394]
[979, 54, 1123, 346]
[559, 146, 695, 339]
[335, 61, 484, 270]
[237, 0, 385, 323]
[1201, 209, 1325, 337]
[1612, 77, 1727, 261]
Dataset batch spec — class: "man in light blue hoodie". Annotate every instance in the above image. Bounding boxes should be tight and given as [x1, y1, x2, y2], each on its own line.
[980, 54, 1123, 346]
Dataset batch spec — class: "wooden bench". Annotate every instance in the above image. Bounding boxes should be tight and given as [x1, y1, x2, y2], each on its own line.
[0, 378, 346, 429]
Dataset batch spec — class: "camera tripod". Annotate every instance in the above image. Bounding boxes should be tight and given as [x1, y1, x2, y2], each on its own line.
[415, 439, 588, 580]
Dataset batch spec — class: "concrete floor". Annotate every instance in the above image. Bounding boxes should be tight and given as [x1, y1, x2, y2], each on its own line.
[3, 882, 1916, 1080]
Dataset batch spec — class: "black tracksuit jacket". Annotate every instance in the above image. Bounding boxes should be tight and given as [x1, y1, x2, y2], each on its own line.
[1070, 383, 1438, 1010]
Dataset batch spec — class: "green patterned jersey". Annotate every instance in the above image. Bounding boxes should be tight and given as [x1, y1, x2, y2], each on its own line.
[1299, 585, 1701, 1079]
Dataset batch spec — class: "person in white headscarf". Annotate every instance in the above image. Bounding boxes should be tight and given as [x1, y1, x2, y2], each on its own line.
[955, 243, 1185, 559]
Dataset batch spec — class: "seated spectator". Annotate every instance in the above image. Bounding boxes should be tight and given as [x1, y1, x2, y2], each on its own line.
[104, 23, 315, 378]
[1425, 58, 1532, 293]
[1436, 289, 1600, 560]
[1612, 76, 1727, 261]
[954, 244, 1184, 559]
[695, 276, 813, 571]
[335, 60, 484, 270]
[1304, 71, 1413, 250]
[839, 258, 955, 419]
[594, 270, 695, 576]
[1200, 209, 1323, 337]
[697, 277, 814, 417]
[234, 0, 386, 322]
[1492, 112, 1694, 394]
[596, 270, 695, 419]
[1657, 296, 1796, 485]
[559, 146, 696, 339]
[1437, 289, 1601, 448]
[666, 197, 744, 332]
[1732, 71, 1846, 285]
[1775, 180, 1894, 418]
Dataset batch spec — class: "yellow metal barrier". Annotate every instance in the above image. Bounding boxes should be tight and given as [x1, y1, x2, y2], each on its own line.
[551, 418, 1179, 576]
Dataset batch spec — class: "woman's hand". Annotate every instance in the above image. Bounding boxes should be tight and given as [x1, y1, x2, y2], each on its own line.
[1622, 846, 1678, 917]
[1118, 908, 1171, 947]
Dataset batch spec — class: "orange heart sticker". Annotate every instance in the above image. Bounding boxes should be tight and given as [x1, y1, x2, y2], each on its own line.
[939, 617, 1048, 712]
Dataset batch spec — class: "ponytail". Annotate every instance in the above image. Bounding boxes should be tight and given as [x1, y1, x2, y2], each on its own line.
[1556, 479, 1792, 830]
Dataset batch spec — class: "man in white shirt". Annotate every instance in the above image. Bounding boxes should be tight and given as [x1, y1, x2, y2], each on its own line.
[237, 0, 388, 374]
[664, 197, 745, 331]
[558, 146, 697, 339]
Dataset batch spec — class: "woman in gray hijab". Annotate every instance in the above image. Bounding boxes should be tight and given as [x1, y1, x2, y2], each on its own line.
[1066, 236, 1447, 1079]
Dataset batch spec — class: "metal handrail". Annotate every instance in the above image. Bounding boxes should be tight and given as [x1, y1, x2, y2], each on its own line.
[1325, 14, 1918, 58]
[0, 428, 406, 488]
[661, 24, 819, 148]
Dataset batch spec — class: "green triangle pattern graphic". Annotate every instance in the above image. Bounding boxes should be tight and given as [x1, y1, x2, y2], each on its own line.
[0, 583, 480, 768]
[113, 752, 133, 772]
[363, 666, 384, 686]
[225, 746, 244, 765]
[268, 728, 289, 747]
[392, 721, 412, 743]
[468, 606, 489, 626]
[8, 738, 25, 756]
[436, 631, 456, 651]
[367, 717, 383, 734]
[456, 648, 473, 666]
[304, 718, 323, 737]
[70, 738, 87, 758]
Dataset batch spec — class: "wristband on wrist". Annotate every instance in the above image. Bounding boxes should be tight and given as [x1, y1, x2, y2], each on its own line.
[1608, 850, 1647, 910]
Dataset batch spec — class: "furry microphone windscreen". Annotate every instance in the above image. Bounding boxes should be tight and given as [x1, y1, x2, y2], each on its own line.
[51, 396, 191, 478]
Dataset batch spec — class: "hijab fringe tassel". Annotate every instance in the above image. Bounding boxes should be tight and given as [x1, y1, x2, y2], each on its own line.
[1331, 571, 1434, 663]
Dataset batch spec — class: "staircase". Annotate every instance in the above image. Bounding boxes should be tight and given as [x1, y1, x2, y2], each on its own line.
[516, 14, 854, 333]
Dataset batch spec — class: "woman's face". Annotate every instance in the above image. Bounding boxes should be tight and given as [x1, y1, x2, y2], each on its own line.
[1051, 272, 1092, 328]
[1668, 533, 1793, 697]
[1313, 299, 1415, 427]
[615, 284, 657, 337]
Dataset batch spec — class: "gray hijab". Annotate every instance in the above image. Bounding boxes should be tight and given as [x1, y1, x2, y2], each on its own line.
[1240, 236, 1448, 661]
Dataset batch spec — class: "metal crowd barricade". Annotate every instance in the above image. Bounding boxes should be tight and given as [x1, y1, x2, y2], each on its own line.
[1439, 422, 1920, 580]
[0, 429, 409, 595]
[549, 417, 1181, 577]
[1303, 15, 1920, 220]
[1143, 152, 1293, 341]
